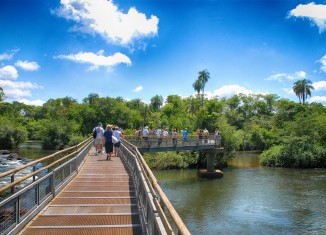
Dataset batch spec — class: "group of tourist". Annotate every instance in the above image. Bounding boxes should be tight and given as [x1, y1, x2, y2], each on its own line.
[92, 122, 123, 161]
[93, 124, 220, 156]
[133, 126, 220, 146]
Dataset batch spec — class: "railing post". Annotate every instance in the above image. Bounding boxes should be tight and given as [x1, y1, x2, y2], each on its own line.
[11, 173, 15, 193]
[32, 163, 38, 181]
[15, 197, 20, 224]
[51, 173, 55, 197]
[36, 184, 40, 205]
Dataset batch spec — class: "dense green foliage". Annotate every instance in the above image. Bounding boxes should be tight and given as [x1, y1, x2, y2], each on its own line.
[143, 151, 199, 169]
[0, 87, 325, 168]
[143, 151, 226, 170]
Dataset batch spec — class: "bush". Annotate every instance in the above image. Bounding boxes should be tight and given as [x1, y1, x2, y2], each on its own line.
[259, 145, 284, 167]
[68, 135, 85, 146]
[0, 121, 28, 149]
[143, 151, 199, 170]
[260, 138, 326, 168]
[40, 121, 70, 150]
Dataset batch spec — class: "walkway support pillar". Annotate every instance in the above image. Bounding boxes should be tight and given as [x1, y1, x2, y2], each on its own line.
[206, 153, 215, 172]
[198, 149, 223, 178]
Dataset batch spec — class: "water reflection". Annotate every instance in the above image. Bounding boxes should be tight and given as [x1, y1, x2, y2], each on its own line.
[153, 152, 326, 235]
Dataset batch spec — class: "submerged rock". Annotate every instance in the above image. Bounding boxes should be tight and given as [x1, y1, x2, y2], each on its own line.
[0, 150, 11, 155]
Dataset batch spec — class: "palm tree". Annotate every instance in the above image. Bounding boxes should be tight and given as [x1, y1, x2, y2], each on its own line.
[198, 69, 210, 98]
[293, 79, 314, 104]
[197, 69, 210, 108]
[193, 78, 202, 96]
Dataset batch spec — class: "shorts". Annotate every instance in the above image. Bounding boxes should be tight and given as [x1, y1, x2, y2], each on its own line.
[114, 142, 121, 147]
[105, 141, 113, 153]
[95, 138, 102, 145]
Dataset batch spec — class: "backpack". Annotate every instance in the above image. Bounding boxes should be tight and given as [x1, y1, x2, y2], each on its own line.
[93, 129, 97, 139]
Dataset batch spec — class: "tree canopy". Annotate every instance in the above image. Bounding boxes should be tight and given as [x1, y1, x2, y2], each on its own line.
[292, 79, 314, 104]
[0, 79, 325, 168]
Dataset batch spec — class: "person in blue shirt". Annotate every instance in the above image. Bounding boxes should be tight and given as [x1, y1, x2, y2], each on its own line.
[104, 125, 113, 160]
[182, 128, 188, 145]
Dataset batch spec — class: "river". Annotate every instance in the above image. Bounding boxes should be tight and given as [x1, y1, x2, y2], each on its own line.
[0, 142, 55, 188]
[153, 151, 326, 235]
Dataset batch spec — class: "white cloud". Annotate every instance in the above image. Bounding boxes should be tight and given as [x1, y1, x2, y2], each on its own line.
[319, 55, 326, 72]
[312, 80, 326, 90]
[208, 85, 254, 99]
[309, 96, 326, 105]
[55, 51, 131, 70]
[15, 60, 40, 71]
[289, 2, 326, 32]
[0, 65, 18, 80]
[132, 85, 143, 92]
[294, 71, 306, 78]
[0, 79, 43, 104]
[282, 87, 294, 95]
[0, 53, 13, 61]
[56, 0, 159, 45]
[265, 71, 306, 82]
[0, 49, 19, 61]
[16, 98, 45, 106]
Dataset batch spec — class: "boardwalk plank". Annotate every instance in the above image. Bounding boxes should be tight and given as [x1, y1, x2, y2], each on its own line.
[20, 148, 142, 235]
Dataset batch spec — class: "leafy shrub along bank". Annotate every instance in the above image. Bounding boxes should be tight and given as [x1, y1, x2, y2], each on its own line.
[143, 151, 226, 170]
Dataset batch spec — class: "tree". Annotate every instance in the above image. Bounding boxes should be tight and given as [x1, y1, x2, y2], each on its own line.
[82, 93, 99, 106]
[192, 79, 202, 95]
[293, 79, 314, 104]
[198, 69, 210, 98]
[0, 87, 4, 102]
[193, 69, 210, 111]
[150, 95, 163, 112]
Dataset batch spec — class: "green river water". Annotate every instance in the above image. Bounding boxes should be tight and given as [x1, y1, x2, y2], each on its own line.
[153, 151, 326, 235]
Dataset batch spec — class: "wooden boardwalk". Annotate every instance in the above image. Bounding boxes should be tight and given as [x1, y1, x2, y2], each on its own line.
[19, 147, 143, 235]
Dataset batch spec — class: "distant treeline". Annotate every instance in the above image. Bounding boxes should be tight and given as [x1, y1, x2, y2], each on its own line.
[0, 92, 325, 168]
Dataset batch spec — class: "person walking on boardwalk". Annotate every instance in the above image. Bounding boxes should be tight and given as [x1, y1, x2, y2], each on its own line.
[203, 128, 209, 143]
[163, 128, 169, 146]
[113, 126, 122, 157]
[156, 127, 162, 146]
[93, 122, 104, 155]
[143, 126, 149, 147]
[104, 124, 114, 160]
[182, 128, 188, 145]
[214, 128, 220, 146]
[172, 129, 178, 147]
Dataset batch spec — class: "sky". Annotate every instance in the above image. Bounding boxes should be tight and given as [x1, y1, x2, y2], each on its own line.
[0, 0, 326, 106]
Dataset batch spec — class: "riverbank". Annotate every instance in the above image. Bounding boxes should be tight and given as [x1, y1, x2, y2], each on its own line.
[143, 150, 226, 170]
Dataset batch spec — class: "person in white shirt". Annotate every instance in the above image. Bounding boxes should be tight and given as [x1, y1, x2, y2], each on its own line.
[156, 127, 162, 146]
[143, 126, 149, 147]
[93, 122, 104, 155]
[163, 128, 169, 146]
[113, 126, 122, 157]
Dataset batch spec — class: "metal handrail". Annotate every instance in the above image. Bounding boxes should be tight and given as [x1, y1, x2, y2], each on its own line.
[0, 138, 93, 235]
[124, 134, 222, 149]
[0, 138, 92, 194]
[122, 140, 191, 235]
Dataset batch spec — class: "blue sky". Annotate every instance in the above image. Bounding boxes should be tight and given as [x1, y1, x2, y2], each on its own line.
[0, 0, 326, 106]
